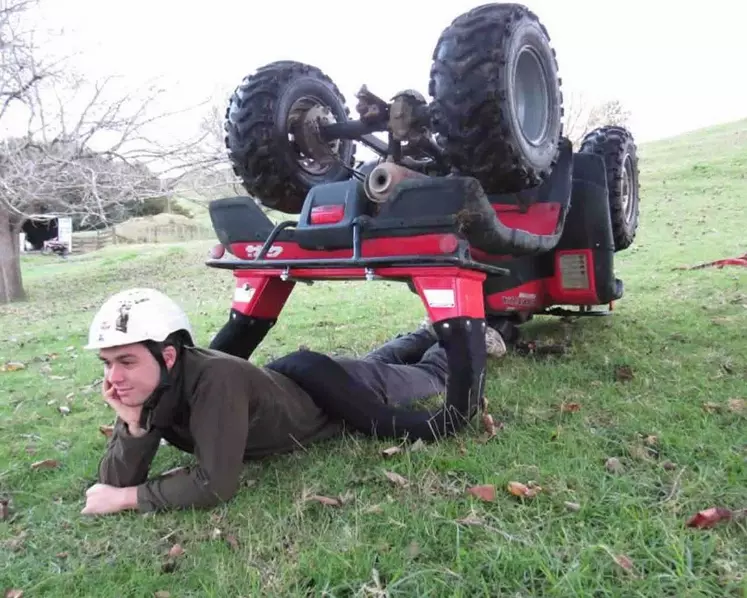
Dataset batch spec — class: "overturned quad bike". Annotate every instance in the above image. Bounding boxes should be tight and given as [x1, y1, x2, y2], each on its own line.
[205, 3, 641, 441]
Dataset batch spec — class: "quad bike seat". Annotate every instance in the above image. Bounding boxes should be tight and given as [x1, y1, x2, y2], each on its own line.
[209, 139, 576, 262]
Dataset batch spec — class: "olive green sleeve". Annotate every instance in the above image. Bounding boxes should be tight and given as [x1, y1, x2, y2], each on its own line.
[135, 369, 251, 512]
[97, 418, 162, 487]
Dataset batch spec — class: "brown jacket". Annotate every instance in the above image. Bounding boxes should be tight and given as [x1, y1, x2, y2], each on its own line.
[97, 347, 342, 512]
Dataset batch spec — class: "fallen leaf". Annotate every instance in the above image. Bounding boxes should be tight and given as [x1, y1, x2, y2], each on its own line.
[167, 544, 184, 558]
[4, 590, 24, 598]
[384, 471, 409, 487]
[307, 495, 341, 507]
[99, 425, 114, 438]
[209, 528, 222, 540]
[456, 515, 484, 526]
[58, 406, 71, 416]
[0, 499, 8, 521]
[364, 504, 384, 514]
[466, 484, 496, 502]
[482, 412, 497, 437]
[614, 554, 635, 572]
[507, 481, 541, 498]
[1, 362, 26, 372]
[702, 402, 722, 413]
[30, 459, 59, 471]
[644, 435, 658, 446]
[564, 501, 581, 512]
[225, 535, 239, 550]
[154, 592, 171, 598]
[55, 552, 68, 558]
[661, 461, 677, 471]
[628, 444, 654, 462]
[686, 507, 733, 529]
[614, 365, 634, 382]
[409, 438, 426, 452]
[560, 402, 581, 413]
[381, 446, 403, 458]
[727, 398, 745, 413]
[605, 457, 624, 473]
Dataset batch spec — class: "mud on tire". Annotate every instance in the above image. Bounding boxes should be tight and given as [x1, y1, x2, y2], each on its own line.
[224, 61, 356, 214]
[579, 126, 640, 251]
[428, 3, 564, 194]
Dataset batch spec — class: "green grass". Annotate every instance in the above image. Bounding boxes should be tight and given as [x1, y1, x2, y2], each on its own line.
[1, 120, 746, 597]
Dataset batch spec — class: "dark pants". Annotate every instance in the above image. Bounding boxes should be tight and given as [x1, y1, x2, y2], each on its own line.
[332, 328, 448, 407]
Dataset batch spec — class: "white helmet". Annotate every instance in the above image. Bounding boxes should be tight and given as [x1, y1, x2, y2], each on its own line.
[85, 288, 194, 350]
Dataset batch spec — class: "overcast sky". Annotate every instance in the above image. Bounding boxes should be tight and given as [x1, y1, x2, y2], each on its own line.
[27, 0, 747, 148]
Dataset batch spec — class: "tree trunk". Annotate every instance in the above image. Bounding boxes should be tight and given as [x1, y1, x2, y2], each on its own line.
[0, 208, 26, 304]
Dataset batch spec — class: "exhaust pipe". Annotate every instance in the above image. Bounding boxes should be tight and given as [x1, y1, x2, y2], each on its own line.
[364, 162, 427, 203]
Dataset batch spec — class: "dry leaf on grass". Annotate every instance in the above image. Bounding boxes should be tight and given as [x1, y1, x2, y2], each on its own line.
[456, 515, 484, 526]
[702, 402, 722, 413]
[1, 362, 26, 372]
[409, 438, 426, 452]
[644, 435, 658, 446]
[99, 425, 114, 438]
[728, 398, 745, 413]
[4, 590, 24, 598]
[466, 484, 496, 502]
[30, 459, 59, 471]
[381, 446, 403, 458]
[614, 365, 634, 382]
[154, 592, 171, 598]
[481, 412, 499, 438]
[507, 481, 542, 498]
[384, 471, 409, 487]
[307, 495, 341, 507]
[225, 535, 239, 550]
[560, 402, 581, 413]
[605, 457, 624, 474]
[0, 499, 9, 521]
[58, 406, 70, 416]
[686, 507, 739, 529]
[167, 544, 184, 558]
[564, 501, 581, 512]
[614, 554, 635, 572]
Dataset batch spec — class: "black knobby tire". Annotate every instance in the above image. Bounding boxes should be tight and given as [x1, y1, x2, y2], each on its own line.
[224, 61, 355, 214]
[579, 126, 640, 251]
[428, 3, 564, 194]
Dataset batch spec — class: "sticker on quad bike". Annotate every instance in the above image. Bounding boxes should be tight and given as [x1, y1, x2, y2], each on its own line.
[244, 244, 284, 259]
[234, 285, 256, 303]
[423, 289, 456, 308]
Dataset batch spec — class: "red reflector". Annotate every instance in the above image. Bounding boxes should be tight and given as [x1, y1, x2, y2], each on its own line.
[310, 204, 344, 224]
[209, 243, 225, 259]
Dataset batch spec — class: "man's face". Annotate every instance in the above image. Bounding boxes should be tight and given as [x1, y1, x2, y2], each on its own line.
[98, 343, 161, 406]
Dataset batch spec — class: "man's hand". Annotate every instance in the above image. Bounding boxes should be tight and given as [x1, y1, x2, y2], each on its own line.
[81, 483, 138, 515]
[102, 380, 146, 436]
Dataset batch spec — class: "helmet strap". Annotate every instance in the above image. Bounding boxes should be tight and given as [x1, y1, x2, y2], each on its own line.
[143, 339, 175, 396]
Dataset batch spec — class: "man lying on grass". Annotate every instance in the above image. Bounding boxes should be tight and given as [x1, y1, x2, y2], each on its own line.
[81, 288, 506, 515]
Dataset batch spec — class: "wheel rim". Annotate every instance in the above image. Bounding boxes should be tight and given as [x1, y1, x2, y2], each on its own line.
[287, 97, 341, 176]
[512, 46, 550, 146]
[621, 154, 635, 221]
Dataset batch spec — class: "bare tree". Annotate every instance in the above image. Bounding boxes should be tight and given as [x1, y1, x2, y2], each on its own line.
[0, 0, 223, 304]
[564, 93, 632, 149]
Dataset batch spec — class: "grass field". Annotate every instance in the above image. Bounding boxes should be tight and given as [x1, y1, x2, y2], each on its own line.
[1, 120, 746, 597]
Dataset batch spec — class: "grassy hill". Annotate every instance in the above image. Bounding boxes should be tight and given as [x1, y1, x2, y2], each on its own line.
[1, 120, 745, 597]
